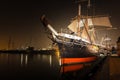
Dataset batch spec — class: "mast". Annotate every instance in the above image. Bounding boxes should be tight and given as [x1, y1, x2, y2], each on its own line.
[69, 0, 92, 44]
[87, 0, 91, 8]
[78, 4, 81, 16]
[85, 0, 93, 44]
[80, 0, 92, 44]
[77, 3, 81, 36]
[8, 36, 11, 50]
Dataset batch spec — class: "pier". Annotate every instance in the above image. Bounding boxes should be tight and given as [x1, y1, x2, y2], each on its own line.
[60, 55, 120, 80]
[90, 56, 120, 80]
[0, 49, 56, 54]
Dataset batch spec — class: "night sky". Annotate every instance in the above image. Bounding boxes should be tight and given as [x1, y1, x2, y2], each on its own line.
[0, 0, 120, 49]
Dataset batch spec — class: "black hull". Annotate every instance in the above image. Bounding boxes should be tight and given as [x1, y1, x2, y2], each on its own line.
[57, 42, 97, 58]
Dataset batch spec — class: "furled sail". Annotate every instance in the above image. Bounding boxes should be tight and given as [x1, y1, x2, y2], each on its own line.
[91, 16, 112, 28]
[68, 19, 82, 34]
[68, 17, 92, 43]
[68, 16, 112, 43]
[68, 16, 112, 31]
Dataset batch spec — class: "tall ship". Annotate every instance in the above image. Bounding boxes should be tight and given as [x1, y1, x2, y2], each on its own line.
[40, 0, 113, 64]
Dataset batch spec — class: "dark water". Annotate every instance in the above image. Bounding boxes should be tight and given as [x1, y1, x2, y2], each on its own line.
[0, 52, 61, 80]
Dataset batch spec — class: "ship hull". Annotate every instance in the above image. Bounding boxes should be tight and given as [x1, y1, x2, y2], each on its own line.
[57, 42, 97, 58]
[56, 41, 98, 65]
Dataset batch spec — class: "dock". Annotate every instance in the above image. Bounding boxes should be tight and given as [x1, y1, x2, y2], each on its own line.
[109, 56, 120, 80]
[0, 49, 56, 54]
[60, 55, 120, 80]
[87, 56, 120, 80]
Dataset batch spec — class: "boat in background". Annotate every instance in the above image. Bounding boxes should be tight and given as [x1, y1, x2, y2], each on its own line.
[40, 0, 113, 65]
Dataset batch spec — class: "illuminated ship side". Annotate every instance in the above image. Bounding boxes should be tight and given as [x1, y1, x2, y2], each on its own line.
[40, 0, 113, 64]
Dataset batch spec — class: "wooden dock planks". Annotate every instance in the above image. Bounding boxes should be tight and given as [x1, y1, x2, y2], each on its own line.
[110, 56, 120, 80]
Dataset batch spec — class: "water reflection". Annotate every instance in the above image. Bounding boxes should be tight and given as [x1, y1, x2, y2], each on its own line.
[25, 55, 28, 65]
[0, 53, 60, 79]
[61, 64, 84, 73]
[20, 54, 54, 67]
[20, 54, 23, 66]
[20, 54, 28, 66]
[49, 55, 52, 67]
[0, 52, 92, 80]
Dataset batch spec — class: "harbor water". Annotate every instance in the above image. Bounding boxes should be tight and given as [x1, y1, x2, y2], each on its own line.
[0, 52, 60, 80]
[0, 51, 108, 80]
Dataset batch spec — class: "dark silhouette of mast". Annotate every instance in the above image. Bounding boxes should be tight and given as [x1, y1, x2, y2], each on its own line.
[76, 0, 92, 44]
[8, 36, 11, 50]
[8, 36, 14, 50]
